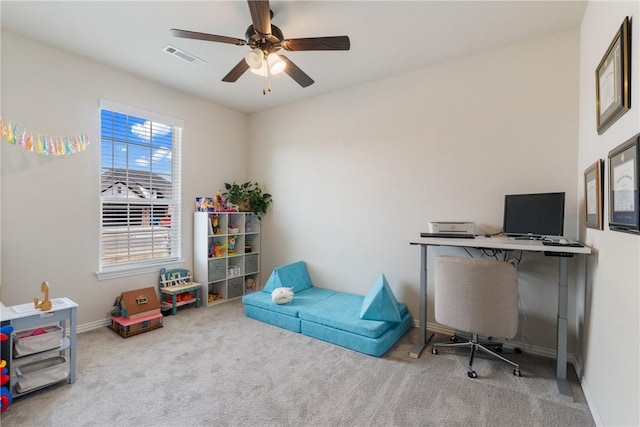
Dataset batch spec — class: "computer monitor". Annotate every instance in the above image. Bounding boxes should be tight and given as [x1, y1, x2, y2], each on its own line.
[502, 192, 565, 238]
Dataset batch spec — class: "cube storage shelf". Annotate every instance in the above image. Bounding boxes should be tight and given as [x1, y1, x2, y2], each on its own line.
[194, 211, 261, 306]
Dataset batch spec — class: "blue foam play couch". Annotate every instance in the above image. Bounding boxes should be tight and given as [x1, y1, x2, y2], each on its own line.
[241, 261, 413, 357]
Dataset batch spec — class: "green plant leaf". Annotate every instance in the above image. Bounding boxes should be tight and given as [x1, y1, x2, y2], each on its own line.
[220, 181, 273, 218]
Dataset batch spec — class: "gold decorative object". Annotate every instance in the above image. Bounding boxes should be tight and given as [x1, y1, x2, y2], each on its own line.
[34, 281, 52, 311]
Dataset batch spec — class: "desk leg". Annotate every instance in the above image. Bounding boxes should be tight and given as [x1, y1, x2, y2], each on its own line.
[69, 307, 77, 384]
[556, 257, 574, 402]
[410, 244, 434, 358]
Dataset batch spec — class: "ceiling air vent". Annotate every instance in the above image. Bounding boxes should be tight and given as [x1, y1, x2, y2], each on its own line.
[163, 45, 206, 66]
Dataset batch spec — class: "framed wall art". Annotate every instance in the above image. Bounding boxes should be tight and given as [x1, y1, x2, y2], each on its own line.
[584, 159, 603, 230]
[608, 132, 640, 234]
[596, 16, 631, 135]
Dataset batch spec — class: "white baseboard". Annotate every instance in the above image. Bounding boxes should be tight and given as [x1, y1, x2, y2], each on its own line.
[77, 318, 111, 334]
[579, 377, 604, 426]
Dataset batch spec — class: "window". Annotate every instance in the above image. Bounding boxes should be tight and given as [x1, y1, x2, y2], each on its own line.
[99, 101, 182, 277]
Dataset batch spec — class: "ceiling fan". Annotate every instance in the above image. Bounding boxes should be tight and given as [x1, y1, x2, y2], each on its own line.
[170, 0, 350, 89]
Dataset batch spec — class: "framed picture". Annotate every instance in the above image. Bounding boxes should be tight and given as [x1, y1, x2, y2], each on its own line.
[608, 132, 640, 234]
[596, 16, 631, 135]
[584, 159, 603, 229]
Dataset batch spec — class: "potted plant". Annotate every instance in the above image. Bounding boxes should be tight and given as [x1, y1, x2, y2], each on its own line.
[223, 181, 273, 218]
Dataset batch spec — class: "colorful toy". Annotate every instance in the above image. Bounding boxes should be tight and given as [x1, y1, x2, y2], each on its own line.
[211, 214, 220, 235]
[228, 237, 236, 255]
[208, 292, 223, 302]
[0, 387, 12, 413]
[213, 189, 224, 212]
[174, 293, 193, 302]
[1, 325, 14, 413]
[0, 365, 8, 394]
[212, 244, 226, 258]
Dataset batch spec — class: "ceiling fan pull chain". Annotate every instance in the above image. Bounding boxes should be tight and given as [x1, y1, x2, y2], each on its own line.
[263, 62, 272, 95]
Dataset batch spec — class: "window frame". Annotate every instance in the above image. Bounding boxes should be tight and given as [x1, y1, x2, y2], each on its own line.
[96, 100, 184, 280]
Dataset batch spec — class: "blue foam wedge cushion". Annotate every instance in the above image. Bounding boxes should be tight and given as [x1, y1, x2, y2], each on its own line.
[359, 273, 402, 322]
[262, 269, 279, 293]
[262, 261, 314, 293]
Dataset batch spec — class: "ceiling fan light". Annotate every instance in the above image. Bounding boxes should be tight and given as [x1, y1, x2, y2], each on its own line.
[244, 50, 263, 69]
[250, 61, 268, 76]
[267, 53, 286, 75]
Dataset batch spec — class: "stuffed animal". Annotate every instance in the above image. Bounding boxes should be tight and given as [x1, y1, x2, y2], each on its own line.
[245, 278, 256, 291]
[271, 287, 294, 305]
[213, 189, 224, 212]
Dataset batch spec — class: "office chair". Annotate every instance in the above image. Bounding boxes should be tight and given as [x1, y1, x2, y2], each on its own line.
[431, 256, 522, 378]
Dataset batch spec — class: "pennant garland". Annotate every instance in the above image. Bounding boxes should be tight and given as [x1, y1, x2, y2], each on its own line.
[0, 116, 89, 156]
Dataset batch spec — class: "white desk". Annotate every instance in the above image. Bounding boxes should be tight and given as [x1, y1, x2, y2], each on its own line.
[409, 235, 591, 402]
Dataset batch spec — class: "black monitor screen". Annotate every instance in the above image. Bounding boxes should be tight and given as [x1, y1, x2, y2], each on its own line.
[503, 192, 565, 237]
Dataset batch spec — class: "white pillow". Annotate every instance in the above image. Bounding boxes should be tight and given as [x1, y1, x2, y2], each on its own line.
[271, 287, 294, 304]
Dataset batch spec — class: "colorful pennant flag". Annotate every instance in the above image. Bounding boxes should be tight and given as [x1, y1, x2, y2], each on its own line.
[0, 116, 89, 156]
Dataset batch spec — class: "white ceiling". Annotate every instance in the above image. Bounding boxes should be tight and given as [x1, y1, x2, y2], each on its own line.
[1, 1, 587, 114]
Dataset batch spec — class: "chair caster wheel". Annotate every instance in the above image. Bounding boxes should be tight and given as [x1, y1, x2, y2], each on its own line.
[468, 371, 478, 379]
[494, 346, 503, 353]
[431, 347, 438, 355]
[450, 336, 459, 343]
[514, 369, 522, 377]
[514, 347, 522, 354]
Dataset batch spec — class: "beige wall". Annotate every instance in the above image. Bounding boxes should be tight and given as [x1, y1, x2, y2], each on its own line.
[250, 29, 581, 354]
[577, 2, 640, 426]
[0, 31, 248, 328]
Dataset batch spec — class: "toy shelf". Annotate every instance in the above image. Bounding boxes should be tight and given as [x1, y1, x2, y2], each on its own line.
[0, 298, 77, 398]
[161, 297, 197, 308]
[194, 211, 261, 306]
[158, 268, 202, 315]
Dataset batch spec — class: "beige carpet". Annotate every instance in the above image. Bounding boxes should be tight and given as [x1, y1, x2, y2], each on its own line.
[2, 299, 594, 427]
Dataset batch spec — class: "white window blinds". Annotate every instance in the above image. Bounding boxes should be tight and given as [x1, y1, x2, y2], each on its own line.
[99, 102, 182, 275]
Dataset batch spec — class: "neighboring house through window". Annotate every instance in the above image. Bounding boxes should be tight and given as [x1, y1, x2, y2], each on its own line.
[98, 100, 183, 278]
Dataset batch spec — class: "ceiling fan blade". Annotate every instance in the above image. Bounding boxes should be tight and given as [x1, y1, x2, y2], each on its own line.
[247, 0, 272, 37]
[171, 29, 246, 46]
[222, 59, 250, 82]
[279, 55, 314, 88]
[281, 36, 350, 51]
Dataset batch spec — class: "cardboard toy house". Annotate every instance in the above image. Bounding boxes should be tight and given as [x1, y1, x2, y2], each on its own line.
[110, 287, 163, 338]
[119, 287, 161, 319]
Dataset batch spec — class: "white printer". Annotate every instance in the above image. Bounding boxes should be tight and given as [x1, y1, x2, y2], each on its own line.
[428, 222, 476, 235]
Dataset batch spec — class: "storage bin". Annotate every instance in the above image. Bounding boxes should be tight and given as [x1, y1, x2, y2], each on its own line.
[208, 258, 226, 282]
[13, 325, 63, 357]
[15, 356, 69, 393]
[228, 277, 244, 299]
[245, 254, 259, 274]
